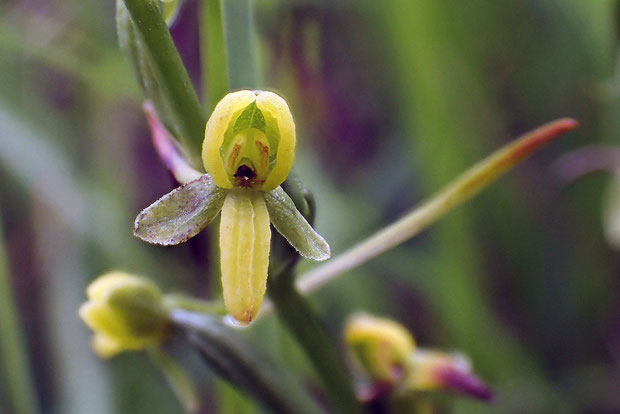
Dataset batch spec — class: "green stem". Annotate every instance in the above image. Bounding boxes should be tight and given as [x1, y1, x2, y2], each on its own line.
[171, 310, 322, 414]
[0, 210, 39, 414]
[268, 271, 363, 414]
[221, 0, 259, 89]
[148, 347, 199, 413]
[122, 0, 205, 165]
[295, 118, 578, 295]
[163, 293, 226, 315]
[201, 0, 229, 112]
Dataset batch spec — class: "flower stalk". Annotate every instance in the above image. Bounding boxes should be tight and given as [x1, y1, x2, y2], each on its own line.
[171, 309, 323, 414]
[267, 270, 364, 414]
[296, 118, 579, 294]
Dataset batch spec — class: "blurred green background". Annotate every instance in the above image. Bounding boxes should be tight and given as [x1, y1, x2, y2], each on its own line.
[1, 0, 620, 413]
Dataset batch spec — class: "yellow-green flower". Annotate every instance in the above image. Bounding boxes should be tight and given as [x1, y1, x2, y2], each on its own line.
[79, 271, 170, 358]
[134, 90, 330, 325]
[344, 313, 492, 401]
[345, 313, 416, 385]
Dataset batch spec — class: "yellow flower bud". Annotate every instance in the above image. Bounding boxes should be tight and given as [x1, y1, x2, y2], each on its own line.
[79, 272, 170, 358]
[202, 90, 296, 192]
[345, 313, 416, 384]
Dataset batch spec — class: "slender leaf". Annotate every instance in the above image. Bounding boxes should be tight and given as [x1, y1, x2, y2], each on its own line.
[121, 0, 205, 166]
[201, 0, 229, 112]
[0, 208, 39, 414]
[221, 0, 259, 89]
[297, 118, 578, 294]
[268, 272, 363, 414]
[170, 309, 322, 414]
[148, 348, 199, 413]
[117, 0, 175, 132]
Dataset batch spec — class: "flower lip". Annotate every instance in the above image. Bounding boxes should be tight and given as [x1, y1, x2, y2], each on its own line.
[202, 90, 296, 191]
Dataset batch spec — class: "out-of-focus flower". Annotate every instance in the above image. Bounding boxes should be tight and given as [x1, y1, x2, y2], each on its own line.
[345, 313, 415, 385]
[405, 349, 492, 401]
[344, 313, 492, 402]
[79, 272, 170, 358]
[134, 90, 330, 325]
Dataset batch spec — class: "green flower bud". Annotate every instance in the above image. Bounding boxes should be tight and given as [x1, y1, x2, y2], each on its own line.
[79, 272, 170, 358]
[345, 313, 415, 385]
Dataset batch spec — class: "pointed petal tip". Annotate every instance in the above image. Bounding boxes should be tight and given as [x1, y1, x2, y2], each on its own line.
[224, 313, 254, 327]
[556, 117, 579, 131]
[133, 218, 184, 246]
[435, 366, 494, 402]
[313, 244, 331, 262]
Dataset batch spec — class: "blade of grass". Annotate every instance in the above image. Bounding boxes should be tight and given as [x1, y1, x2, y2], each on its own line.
[0, 207, 40, 414]
[201, 0, 229, 112]
[221, 0, 259, 89]
[121, 0, 205, 166]
[295, 118, 578, 294]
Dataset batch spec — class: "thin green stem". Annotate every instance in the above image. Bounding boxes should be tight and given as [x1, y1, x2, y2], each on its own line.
[163, 293, 226, 315]
[295, 119, 578, 295]
[148, 347, 199, 413]
[171, 309, 322, 414]
[122, 0, 205, 166]
[0, 210, 39, 414]
[221, 0, 259, 89]
[268, 271, 363, 414]
[201, 0, 229, 112]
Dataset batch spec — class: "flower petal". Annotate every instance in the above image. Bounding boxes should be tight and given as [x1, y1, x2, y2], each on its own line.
[92, 334, 125, 359]
[134, 174, 226, 245]
[264, 187, 330, 261]
[203, 90, 256, 188]
[219, 190, 271, 324]
[255, 92, 296, 191]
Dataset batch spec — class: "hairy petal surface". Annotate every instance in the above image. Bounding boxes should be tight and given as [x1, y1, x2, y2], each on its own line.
[134, 174, 226, 245]
[219, 190, 271, 324]
[264, 187, 330, 261]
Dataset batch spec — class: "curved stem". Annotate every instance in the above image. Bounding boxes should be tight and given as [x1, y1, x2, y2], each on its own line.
[268, 271, 363, 414]
[171, 309, 322, 414]
[296, 118, 578, 294]
[551, 144, 620, 183]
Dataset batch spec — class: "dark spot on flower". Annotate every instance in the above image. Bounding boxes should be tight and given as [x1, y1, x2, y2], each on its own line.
[234, 165, 257, 187]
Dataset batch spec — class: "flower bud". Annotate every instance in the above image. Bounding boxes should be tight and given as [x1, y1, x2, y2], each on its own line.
[79, 272, 170, 358]
[345, 313, 416, 384]
[405, 350, 492, 401]
[202, 90, 296, 191]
